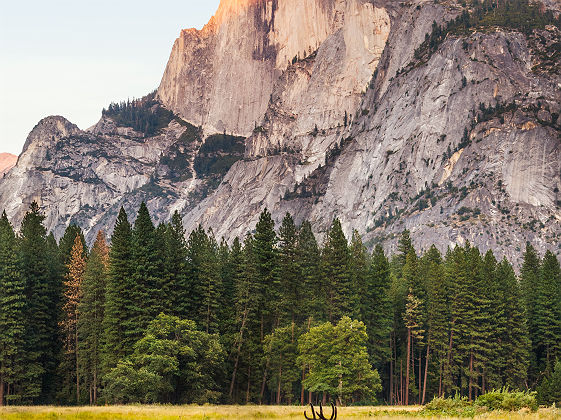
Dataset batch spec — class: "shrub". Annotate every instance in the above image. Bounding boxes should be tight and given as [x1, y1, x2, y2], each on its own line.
[475, 388, 538, 412]
[423, 394, 476, 417]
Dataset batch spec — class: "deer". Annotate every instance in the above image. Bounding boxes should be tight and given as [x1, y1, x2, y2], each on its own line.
[304, 402, 337, 420]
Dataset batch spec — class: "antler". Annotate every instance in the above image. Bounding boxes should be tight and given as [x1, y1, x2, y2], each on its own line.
[304, 402, 337, 420]
[304, 403, 316, 420]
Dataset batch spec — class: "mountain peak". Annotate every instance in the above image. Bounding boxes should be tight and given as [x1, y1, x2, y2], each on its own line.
[22, 116, 80, 154]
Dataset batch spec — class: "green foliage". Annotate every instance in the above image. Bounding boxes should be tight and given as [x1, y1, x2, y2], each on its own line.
[19, 202, 62, 403]
[0, 212, 26, 404]
[537, 360, 561, 406]
[423, 394, 475, 417]
[413, 0, 561, 65]
[102, 92, 175, 137]
[298, 317, 381, 405]
[424, 389, 537, 416]
[105, 314, 225, 404]
[475, 389, 537, 412]
[194, 133, 245, 178]
[102, 207, 134, 374]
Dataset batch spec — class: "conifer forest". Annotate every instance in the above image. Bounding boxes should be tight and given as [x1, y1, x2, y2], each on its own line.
[0, 202, 560, 408]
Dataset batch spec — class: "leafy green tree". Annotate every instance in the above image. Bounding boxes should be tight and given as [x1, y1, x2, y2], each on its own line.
[0, 213, 25, 405]
[102, 207, 134, 374]
[298, 317, 381, 405]
[163, 212, 189, 318]
[105, 314, 225, 404]
[78, 231, 109, 404]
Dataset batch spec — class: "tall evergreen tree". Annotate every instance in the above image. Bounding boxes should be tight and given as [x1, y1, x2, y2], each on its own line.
[78, 231, 108, 405]
[519, 243, 541, 384]
[495, 258, 530, 389]
[129, 202, 161, 342]
[277, 213, 299, 324]
[362, 245, 392, 368]
[0, 213, 25, 405]
[349, 230, 368, 321]
[164, 211, 189, 318]
[19, 202, 61, 403]
[102, 207, 134, 374]
[60, 235, 86, 403]
[322, 218, 353, 322]
[534, 251, 561, 371]
[296, 221, 325, 323]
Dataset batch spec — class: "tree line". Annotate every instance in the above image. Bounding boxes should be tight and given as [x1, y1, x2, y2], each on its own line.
[0, 202, 560, 406]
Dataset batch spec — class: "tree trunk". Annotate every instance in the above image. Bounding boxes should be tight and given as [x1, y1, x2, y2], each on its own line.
[76, 320, 80, 404]
[389, 334, 394, 405]
[400, 359, 403, 405]
[338, 360, 343, 405]
[405, 328, 411, 405]
[418, 348, 422, 405]
[422, 342, 430, 405]
[229, 306, 248, 398]
[438, 360, 443, 397]
[0, 371, 5, 407]
[468, 351, 473, 401]
[246, 364, 251, 404]
[277, 363, 282, 404]
[301, 366, 305, 405]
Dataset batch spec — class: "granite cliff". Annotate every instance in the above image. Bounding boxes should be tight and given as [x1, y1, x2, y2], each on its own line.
[0, 0, 559, 264]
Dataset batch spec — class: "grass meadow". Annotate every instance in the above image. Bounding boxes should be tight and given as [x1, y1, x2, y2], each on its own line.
[0, 405, 560, 420]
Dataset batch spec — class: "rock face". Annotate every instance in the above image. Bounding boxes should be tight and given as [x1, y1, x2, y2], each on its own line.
[0, 153, 17, 176]
[0, 0, 560, 265]
[157, 0, 390, 137]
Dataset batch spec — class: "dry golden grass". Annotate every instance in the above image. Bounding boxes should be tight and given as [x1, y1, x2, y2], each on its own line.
[0, 405, 559, 420]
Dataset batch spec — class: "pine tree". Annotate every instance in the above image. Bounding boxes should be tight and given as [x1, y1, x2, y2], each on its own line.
[297, 221, 325, 323]
[495, 258, 530, 389]
[253, 209, 279, 335]
[519, 243, 541, 384]
[0, 213, 25, 405]
[534, 251, 561, 371]
[349, 230, 368, 321]
[164, 211, 189, 318]
[60, 235, 86, 403]
[78, 231, 108, 405]
[102, 207, 134, 374]
[277, 213, 299, 324]
[19, 202, 61, 403]
[419, 245, 447, 402]
[362, 245, 392, 368]
[198, 229, 222, 334]
[129, 202, 161, 342]
[322, 218, 353, 322]
[59, 225, 87, 269]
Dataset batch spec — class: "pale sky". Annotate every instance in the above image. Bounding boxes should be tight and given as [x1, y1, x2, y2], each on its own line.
[0, 0, 220, 155]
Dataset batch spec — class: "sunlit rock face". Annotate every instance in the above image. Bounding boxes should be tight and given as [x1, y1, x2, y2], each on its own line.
[157, 0, 390, 138]
[0, 0, 560, 266]
[0, 153, 17, 176]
